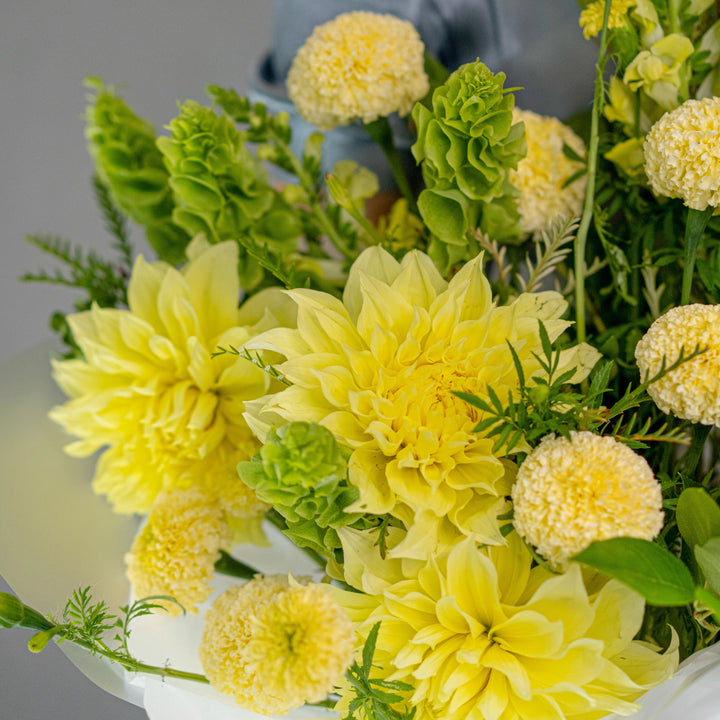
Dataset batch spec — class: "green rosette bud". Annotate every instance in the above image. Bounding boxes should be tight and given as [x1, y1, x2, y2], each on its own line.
[238, 422, 363, 557]
[84, 79, 190, 264]
[157, 101, 301, 289]
[411, 62, 526, 269]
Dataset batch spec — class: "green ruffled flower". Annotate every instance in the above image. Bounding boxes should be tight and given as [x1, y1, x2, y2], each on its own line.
[85, 80, 190, 264]
[157, 101, 302, 289]
[237, 422, 364, 557]
[411, 62, 526, 270]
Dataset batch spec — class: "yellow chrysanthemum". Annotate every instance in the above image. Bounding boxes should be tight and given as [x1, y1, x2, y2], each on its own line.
[199, 576, 352, 714]
[579, 0, 635, 39]
[330, 533, 678, 720]
[286, 11, 429, 130]
[635, 304, 720, 425]
[125, 487, 230, 615]
[510, 109, 587, 233]
[245, 247, 599, 559]
[644, 97, 720, 210]
[512, 431, 664, 568]
[50, 238, 293, 514]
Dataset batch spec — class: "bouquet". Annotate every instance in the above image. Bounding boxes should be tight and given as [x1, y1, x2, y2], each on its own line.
[3, 2, 720, 719]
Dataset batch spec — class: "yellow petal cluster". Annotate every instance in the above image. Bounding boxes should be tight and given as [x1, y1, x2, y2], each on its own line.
[245, 247, 599, 559]
[635, 304, 720, 425]
[50, 239, 291, 514]
[512, 431, 664, 568]
[286, 11, 429, 130]
[330, 534, 678, 720]
[199, 576, 353, 714]
[644, 97, 720, 210]
[579, 0, 635, 39]
[510, 109, 587, 233]
[125, 487, 230, 615]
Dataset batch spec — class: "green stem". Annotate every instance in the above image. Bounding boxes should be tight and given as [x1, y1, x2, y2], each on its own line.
[683, 424, 711, 478]
[681, 207, 713, 305]
[574, 0, 612, 344]
[265, 509, 327, 568]
[214, 550, 258, 580]
[668, 0, 689, 101]
[363, 117, 419, 215]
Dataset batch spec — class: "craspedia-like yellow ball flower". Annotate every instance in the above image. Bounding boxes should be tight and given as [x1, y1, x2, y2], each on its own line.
[330, 533, 678, 720]
[286, 11, 429, 130]
[200, 576, 353, 714]
[125, 487, 230, 615]
[579, 0, 635, 39]
[510, 108, 587, 233]
[245, 246, 599, 560]
[49, 238, 293, 514]
[635, 304, 720, 425]
[512, 431, 664, 568]
[644, 97, 720, 210]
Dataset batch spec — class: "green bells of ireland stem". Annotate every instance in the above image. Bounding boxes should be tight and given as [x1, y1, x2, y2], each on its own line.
[157, 101, 302, 290]
[85, 79, 190, 264]
[411, 61, 526, 272]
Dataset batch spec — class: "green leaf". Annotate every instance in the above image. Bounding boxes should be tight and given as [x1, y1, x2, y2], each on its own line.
[676, 487, 720, 550]
[363, 622, 381, 676]
[572, 538, 696, 606]
[695, 538, 720, 597]
[694, 586, 720, 624]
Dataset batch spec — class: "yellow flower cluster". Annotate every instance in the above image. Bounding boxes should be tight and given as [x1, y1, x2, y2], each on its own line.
[644, 97, 720, 210]
[635, 304, 720, 425]
[125, 487, 230, 615]
[510, 108, 587, 234]
[286, 11, 429, 130]
[330, 534, 678, 720]
[246, 247, 598, 560]
[199, 576, 354, 714]
[512, 431, 664, 567]
[50, 239, 291, 514]
[579, 0, 635, 39]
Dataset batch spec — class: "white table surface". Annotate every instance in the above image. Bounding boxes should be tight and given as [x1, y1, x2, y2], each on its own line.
[1, 2, 271, 718]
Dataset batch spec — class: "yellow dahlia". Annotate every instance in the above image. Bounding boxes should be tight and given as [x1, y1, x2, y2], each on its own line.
[199, 576, 352, 714]
[245, 247, 599, 559]
[510, 109, 587, 233]
[330, 533, 678, 720]
[286, 11, 429, 130]
[635, 304, 720, 425]
[512, 431, 664, 568]
[125, 486, 230, 615]
[644, 97, 720, 210]
[50, 238, 293, 513]
[579, 0, 635, 39]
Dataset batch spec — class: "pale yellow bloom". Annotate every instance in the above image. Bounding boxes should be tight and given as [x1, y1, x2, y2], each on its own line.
[125, 487, 230, 615]
[635, 304, 720, 425]
[579, 0, 635, 39]
[245, 247, 599, 559]
[644, 97, 720, 210]
[330, 533, 678, 720]
[50, 239, 293, 514]
[512, 431, 664, 568]
[510, 109, 587, 233]
[200, 576, 352, 714]
[287, 11, 429, 130]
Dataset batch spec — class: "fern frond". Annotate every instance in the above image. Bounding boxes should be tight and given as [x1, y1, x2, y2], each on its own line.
[520, 217, 577, 293]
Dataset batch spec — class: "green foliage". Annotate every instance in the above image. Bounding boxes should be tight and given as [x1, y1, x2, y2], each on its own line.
[343, 623, 416, 720]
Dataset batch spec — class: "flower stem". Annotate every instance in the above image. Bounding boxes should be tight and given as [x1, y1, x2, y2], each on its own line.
[214, 550, 258, 579]
[574, 0, 612, 344]
[681, 207, 713, 305]
[363, 117, 419, 215]
[682, 423, 711, 478]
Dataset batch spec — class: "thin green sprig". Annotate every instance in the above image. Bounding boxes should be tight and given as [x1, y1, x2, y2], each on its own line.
[211, 345, 291, 386]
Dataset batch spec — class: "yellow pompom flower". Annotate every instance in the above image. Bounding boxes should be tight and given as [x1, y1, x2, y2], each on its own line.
[330, 533, 678, 720]
[644, 96, 720, 210]
[245, 247, 599, 559]
[200, 576, 353, 714]
[579, 0, 635, 39]
[125, 487, 230, 615]
[512, 431, 664, 568]
[635, 304, 720, 425]
[286, 11, 429, 130]
[50, 238, 293, 514]
[510, 109, 587, 233]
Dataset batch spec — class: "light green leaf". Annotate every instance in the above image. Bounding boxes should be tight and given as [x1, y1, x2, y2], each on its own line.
[573, 538, 695, 606]
[676, 487, 720, 550]
[695, 538, 720, 597]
